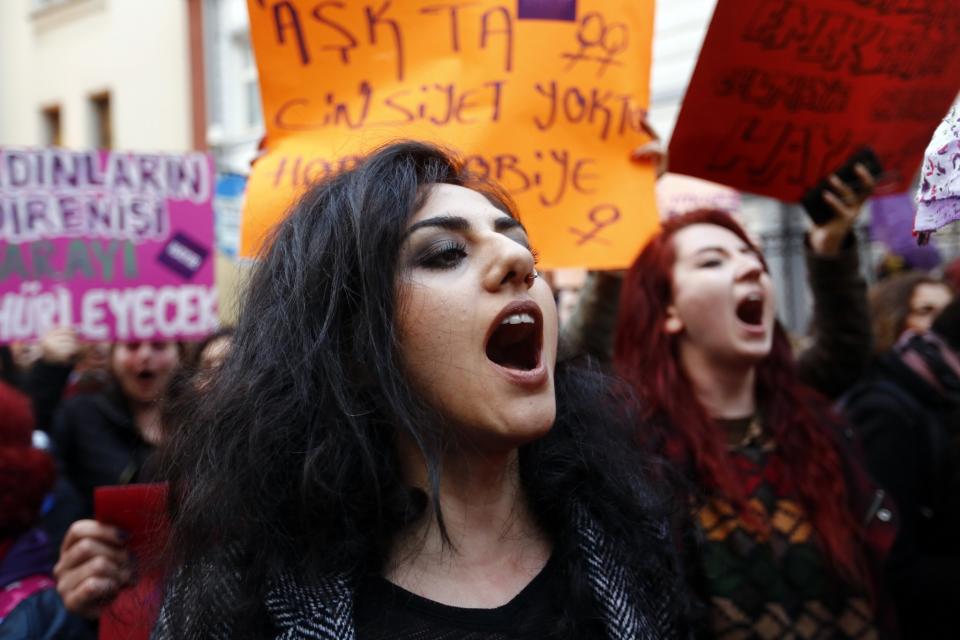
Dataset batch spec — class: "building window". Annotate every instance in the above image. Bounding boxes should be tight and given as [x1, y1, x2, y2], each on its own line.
[41, 105, 62, 146]
[90, 91, 112, 149]
[32, 0, 72, 10]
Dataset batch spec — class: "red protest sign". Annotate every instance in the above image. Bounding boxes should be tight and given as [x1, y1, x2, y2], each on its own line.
[668, 0, 960, 202]
[94, 484, 169, 640]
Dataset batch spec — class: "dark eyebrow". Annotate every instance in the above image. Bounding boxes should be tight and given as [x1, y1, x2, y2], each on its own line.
[692, 242, 756, 255]
[403, 215, 469, 239]
[403, 214, 526, 239]
[494, 216, 525, 234]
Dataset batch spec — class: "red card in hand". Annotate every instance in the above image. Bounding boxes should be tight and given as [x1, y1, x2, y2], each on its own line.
[94, 483, 170, 640]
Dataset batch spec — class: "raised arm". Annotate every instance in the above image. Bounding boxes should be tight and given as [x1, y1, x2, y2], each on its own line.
[797, 164, 876, 398]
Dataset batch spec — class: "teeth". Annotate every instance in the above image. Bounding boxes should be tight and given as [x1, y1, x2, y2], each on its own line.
[745, 293, 763, 302]
[501, 313, 535, 325]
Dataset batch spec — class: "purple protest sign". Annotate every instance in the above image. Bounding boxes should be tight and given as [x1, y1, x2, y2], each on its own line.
[871, 193, 941, 271]
[0, 147, 217, 342]
[517, 0, 577, 21]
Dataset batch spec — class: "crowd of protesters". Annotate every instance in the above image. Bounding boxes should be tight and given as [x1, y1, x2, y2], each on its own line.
[0, 134, 958, 639]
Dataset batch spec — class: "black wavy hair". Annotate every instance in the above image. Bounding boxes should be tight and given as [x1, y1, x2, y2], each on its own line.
[158, 141, 683, 638]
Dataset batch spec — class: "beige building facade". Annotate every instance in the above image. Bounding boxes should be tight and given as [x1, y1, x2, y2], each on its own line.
[0, 0, 194, 152]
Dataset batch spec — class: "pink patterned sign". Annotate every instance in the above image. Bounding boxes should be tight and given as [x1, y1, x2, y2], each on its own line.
[0, 147, 218, 342]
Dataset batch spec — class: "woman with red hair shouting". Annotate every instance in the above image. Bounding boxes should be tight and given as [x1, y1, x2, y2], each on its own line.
[614, 209, 897, 639]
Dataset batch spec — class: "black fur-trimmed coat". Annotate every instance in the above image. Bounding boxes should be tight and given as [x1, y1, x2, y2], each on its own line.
[152, 504, 687, 640]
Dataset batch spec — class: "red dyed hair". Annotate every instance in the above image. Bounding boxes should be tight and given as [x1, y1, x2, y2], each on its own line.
[614, 209, 867, 585]
[0, 381, 54, 537]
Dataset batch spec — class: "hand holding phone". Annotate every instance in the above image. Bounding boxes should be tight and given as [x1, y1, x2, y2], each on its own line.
[802, 147, 883, 226]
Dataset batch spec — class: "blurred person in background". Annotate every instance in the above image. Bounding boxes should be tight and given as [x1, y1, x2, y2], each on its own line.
[841, 297, 960, 637]
[614, 209, 896, 638]
[944, 256, 960, 292]
[0, 348, 17, 388]
[10, 341, 43, 378]
[63, 341, 112, 399]
[12, 328, 112, 434]
[870, 272, 954, 355]
[43, 340, 182, 553]
[20, 327, 84, 433]
[52, 340, 181, 513]
[52, 331, 233, 624]
[0, 378, 89, 638]
[192, 327, 234, 374]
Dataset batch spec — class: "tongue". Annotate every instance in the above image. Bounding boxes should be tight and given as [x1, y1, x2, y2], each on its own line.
[486, 323, 537, 370]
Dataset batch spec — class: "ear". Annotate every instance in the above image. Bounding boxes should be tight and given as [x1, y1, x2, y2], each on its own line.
[664, 305, 684, 335]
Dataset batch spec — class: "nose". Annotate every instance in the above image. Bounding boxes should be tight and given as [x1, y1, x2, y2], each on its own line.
[482, 234, 537, 293]
[127, 343, 146, 364]
[735, 252, 765, 283]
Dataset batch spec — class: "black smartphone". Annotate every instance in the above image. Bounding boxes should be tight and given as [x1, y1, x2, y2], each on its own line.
[801, 147, 883, 226]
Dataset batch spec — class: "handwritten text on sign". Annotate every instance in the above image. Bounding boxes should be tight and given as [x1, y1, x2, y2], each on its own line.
[668, 0, 960, 202]
[243, 0, 657, 269]
[0, 148, 218, 343]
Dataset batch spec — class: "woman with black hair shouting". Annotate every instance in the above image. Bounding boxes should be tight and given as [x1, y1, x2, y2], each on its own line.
[153, 141, 687, 640]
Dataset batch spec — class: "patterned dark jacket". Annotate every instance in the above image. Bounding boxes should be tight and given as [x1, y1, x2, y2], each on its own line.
[152, 505, 688, 640]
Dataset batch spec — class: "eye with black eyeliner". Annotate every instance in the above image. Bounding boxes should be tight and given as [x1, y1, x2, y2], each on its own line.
[417, 240, 468, 270]
[697, 257, 723, 268]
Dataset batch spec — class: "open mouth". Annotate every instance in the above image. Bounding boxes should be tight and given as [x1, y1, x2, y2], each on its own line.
[136, 370, 157, 383]
[485, 301, 543, 371]
[736, 293, 765, 326]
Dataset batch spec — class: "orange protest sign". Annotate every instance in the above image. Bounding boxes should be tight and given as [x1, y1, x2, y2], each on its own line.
[243, 0, 657, 269]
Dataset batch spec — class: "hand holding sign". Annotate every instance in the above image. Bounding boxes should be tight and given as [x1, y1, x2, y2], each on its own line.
[39, 325, 81, 365]
[54, 519, 134, 621]
[631, 117, 667, 179]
